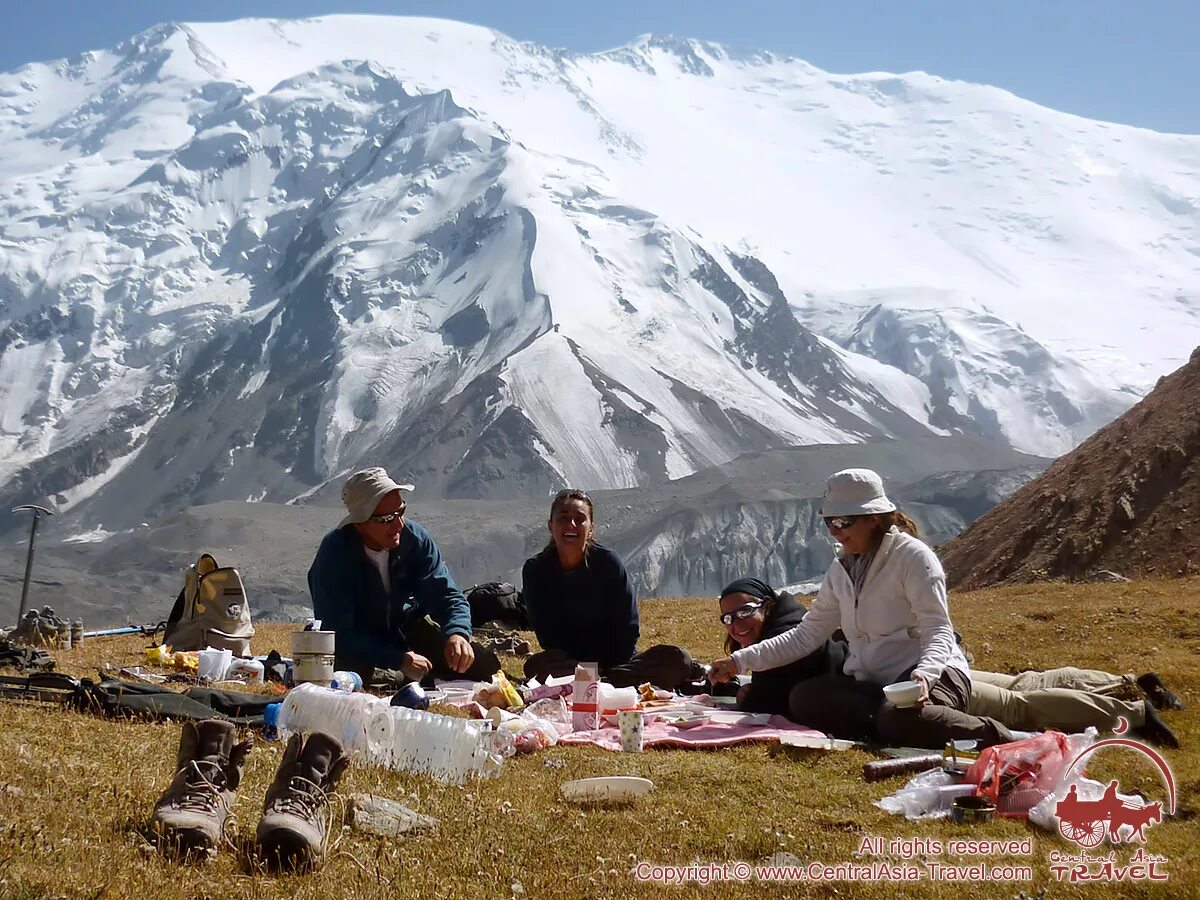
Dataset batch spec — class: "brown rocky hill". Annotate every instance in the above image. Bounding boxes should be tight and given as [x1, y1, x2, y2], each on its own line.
[941, 347, 1200, 588]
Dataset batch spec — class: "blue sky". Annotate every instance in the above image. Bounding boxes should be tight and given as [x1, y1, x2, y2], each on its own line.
[4, 1, 1197, 133]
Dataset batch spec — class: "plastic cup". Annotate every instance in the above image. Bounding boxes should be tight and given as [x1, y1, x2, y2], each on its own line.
[618, 709, 644, 752]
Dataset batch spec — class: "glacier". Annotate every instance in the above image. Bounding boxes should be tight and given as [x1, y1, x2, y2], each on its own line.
[0, 16, 1197, 535]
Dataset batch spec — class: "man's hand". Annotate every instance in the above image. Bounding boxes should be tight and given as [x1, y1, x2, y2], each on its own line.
[444, 634, 475, 674]
[400, 651, 432, 683]
[709, 656, 740, 684]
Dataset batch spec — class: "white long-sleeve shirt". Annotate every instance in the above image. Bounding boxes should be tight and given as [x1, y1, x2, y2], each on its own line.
[731, 528, 969, 685]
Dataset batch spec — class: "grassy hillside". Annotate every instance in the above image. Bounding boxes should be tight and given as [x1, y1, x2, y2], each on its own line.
[1, 578, 1197, 899]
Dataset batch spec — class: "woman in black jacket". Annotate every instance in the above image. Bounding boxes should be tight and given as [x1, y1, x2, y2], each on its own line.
[717, 578, 846, 716]
[522, 489, 698, 689]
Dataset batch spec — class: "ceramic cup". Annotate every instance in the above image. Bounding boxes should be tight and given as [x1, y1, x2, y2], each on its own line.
[618, 709, 644, 752]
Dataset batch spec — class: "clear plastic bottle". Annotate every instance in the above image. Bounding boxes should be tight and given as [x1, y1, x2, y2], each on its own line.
[279, 683, 503, 783]
[330, 670, 363, 693]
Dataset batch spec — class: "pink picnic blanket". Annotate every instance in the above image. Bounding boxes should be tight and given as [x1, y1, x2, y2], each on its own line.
[557, 715, 825, 751]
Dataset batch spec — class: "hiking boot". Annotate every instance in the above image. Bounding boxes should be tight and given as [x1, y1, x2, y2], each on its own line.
[256, 730, 349, 871]
[1138, 672, 1185, 711]
[1133, 703, 1181, 749]
[150, 719, 252, 857]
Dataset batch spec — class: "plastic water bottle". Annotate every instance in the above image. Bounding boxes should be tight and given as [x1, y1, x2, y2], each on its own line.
[278, 682, 380, 753]
[263, 703, 281, 741]
[330, 671, 363, 693]
[71, 620, 84, 647]
[278, 683, 503, 783]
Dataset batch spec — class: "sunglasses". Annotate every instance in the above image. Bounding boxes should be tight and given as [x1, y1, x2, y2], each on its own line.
[369, 504, 407, 525]
[719, 601, 764, 626]
[823, 515, 863, 531]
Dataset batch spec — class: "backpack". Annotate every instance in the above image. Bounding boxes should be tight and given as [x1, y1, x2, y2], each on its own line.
[163, 554, 254, 655]
[466, 582, 529, 629]
[76, 679, 273, 724]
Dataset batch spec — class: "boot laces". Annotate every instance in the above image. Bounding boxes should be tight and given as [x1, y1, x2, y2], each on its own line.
[274, 775, 328, 821]
[176, 760, 228, 814]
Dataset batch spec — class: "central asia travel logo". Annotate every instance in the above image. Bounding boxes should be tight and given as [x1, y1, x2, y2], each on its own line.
[1048, 719, 1175, 884]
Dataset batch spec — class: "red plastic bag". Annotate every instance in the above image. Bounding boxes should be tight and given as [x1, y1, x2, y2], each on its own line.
[966, 731, 1073, 817]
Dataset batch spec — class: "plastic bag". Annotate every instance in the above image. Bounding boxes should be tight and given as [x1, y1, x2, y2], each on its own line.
[513, 722, 557, 753]
[966, 730, 1083, 817]
[876, 767, 977, 820]
[1026, 728, 1101, 832]
[524, 697, 573, 737]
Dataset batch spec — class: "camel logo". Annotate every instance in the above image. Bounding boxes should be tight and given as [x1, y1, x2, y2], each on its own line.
[1053, 719, 1176, 848]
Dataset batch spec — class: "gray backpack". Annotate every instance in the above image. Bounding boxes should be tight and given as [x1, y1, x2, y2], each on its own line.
[163, 554, 254, 655]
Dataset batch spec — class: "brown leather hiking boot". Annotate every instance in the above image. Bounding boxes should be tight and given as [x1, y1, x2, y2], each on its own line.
[256, 730, 349, 871]
[149, 719, 252, 857]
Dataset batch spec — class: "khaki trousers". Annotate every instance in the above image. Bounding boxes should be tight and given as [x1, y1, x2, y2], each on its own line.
[968, 667, 1146, 732]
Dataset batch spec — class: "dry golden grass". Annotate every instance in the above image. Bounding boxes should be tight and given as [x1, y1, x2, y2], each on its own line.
[1, 578, 1198, 899]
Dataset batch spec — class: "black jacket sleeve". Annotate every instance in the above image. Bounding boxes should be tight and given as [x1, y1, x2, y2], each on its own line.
[603, 548, 639, 666]
[522, 555, 564, 652]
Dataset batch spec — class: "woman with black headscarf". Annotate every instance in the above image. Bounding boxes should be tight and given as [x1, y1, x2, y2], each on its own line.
[717, 577, 846, 717]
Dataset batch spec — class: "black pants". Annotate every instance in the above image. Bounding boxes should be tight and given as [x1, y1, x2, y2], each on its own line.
[523, 645, 699, 690]
[340, 616, 501, 689]
[787, 666, 1014, 749]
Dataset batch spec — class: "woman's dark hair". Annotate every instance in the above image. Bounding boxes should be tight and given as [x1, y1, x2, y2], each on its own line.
[875, 509, 919, 537]
[719, 578, 778, 655]
[542, 489, 597, 560]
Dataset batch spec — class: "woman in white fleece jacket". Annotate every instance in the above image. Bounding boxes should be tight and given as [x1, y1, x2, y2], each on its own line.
[710, 468, 1013, 749]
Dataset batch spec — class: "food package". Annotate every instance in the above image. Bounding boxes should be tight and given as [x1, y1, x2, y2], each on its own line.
[472, 672, 524, 710]
[598, 684, 639, 715]
[496, 672, 523, 709]
[514, 726, 554, 754]
[144, 645, 173, 666]
[572, 664, 600, 731]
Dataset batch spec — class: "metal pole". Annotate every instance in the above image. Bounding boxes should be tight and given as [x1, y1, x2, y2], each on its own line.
[12, 505, 54, 624]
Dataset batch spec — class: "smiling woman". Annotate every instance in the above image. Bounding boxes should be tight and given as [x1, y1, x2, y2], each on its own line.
[715, 577, 847, 717]
[521, 489, 700, 690]
[710, 468, 1017, 750]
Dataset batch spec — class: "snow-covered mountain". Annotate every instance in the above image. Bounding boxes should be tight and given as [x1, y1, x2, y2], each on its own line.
[0, 16, 1197, 533]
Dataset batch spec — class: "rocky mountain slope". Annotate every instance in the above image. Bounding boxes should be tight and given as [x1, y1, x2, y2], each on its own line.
[941, 348, 1200, 587]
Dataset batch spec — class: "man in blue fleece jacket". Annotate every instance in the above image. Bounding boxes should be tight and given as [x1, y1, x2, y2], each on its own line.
[307, 467, 500, 685]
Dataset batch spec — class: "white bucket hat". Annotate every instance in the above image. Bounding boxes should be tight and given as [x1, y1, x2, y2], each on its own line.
[338, 467, 415, 527]
[819, 468, 896, 517]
